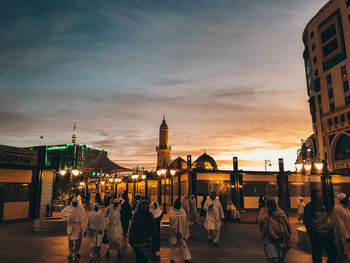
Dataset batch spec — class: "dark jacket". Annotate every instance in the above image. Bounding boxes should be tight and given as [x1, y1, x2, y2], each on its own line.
[304, 202, 328, 238]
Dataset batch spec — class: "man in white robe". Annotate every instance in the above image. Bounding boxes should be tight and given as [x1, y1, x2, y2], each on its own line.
[61, 197, 85, 259]
[331, 193, 350, 262]
[85, 203, 105, 258]
[189, 195, 197, 225]
[105, 199, 122, 258]
[169, 199, 192, 263]
[204, 191, 224, 247]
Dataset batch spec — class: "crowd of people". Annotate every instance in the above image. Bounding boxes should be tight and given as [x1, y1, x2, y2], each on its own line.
[257, 189, 350, 263]
[60, 190, 242, 262]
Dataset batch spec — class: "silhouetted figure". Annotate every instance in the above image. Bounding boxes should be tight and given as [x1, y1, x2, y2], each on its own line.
[304, 189, 337, 263]
[129, 200, 155, 263]
[121, 193, 132, 235]
[150, 201, 164, 254]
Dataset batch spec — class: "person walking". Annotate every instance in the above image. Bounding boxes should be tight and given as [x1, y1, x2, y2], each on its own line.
[257, 198, 291, 263]
[331, 193, 350, 262]
[61, 197, 85, 260]
[297, 197, 305, 223]
[304, 189, 338, 263]
[189, 195, 197, 225]
[169, 199, 192, 263]
[120, 192, 133, 235]
[149, 201, 164, 255]
[182, 196, 190, 219]
[257, 195, 266, 223]
[227, 201, 240, 223]
[129, 199, 155, 263]
[204, 191, 224, 247]
[105, 198, 122, 258]
[200, 194, 207, 218]
[85, 203, 106, 259]
[104, 193, 111, 208]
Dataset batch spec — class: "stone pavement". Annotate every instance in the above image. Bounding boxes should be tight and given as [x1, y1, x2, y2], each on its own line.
[0, 211, 319, 263]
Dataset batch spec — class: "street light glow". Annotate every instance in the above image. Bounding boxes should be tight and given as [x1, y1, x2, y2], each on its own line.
[141, 174, 146, 180]
[315, 162, 324, 171]
[101, 181, 105, 185]
[115, 178, 122, 183]
[156, 170, 162, 176]
[131, 174, 139, 180]
[72, 169, 80, 176]
[59, 170, 67, 176]
[170, 169, 176, 176]
[304, 164, 312, 172]
[295, 163, 303, 173]
[161, 169, 166, 175]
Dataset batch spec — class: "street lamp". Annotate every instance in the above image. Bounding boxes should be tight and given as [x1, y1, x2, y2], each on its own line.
[131, 174, 139, 180]
[156, 167, 177, 213]
[60, 169, 67, 176]
[71, 169, 80, 176]
[141, 174, 146, 180]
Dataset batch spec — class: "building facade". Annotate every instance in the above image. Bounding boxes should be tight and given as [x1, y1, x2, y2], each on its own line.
[0, 145, 41, 222]
[303, 0, 350, 173]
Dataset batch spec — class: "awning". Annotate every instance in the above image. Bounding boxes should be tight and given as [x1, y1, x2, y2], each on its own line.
[83, 152, 133, 173]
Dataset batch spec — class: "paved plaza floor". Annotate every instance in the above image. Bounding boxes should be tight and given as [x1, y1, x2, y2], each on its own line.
[0, 211, 320, 263]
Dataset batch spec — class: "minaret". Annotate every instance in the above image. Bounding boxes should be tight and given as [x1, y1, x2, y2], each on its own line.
[72, 123, 77, 144]
[156, 116, 171, 169]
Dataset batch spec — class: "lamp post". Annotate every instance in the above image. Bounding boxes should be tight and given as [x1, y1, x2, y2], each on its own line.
[59, 168, 81, 199]
[294, 159, 324, 193]
[156, 167, 176, 213]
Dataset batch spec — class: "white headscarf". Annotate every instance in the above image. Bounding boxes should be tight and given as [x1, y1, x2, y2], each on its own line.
[61, 198, 85, 223]
[337, 193, 347, 202]
[88, 203, 105, 230]
[150, 201, 163, 219]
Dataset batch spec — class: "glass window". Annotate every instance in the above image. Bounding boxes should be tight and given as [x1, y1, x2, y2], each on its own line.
[341, 65, 347, 78]
[318, 94, 322, 104]
[323, 37, 339, 57]
[313, 56, 317, 63]
[321, 24, 336, 44]
[346, 96, 350, 105]
[330, 102, 335, 111]
[329, 118, 333, 126]
[323, 137, 326, 146]
[312, 44, 315, 51]
[348, 112, 350, 121]
[311, 31, 314, 38]
[314, 77, 320, 92]
[335, 116, 339, 124]
[344, 80, 349, 92]
[319, 108, 323, 116]
[341, 115, 345, 122]
[327, 74, 332, 85]
[347, 0, 350, 8]
[328, 88, 334, 99]
[315, 69, 319, 77]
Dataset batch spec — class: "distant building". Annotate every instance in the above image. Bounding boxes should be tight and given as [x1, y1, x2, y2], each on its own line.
[33, 125, 106, 171]
[302, 0, 350, 173]
[156, 116, 171, 169]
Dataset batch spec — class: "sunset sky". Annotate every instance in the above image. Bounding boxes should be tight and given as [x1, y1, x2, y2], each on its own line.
[0, 0, 328, 171]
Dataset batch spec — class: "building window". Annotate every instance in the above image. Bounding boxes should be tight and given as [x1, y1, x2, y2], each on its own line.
[325, 152, 327, 160]
[311, 31, 314, 38]
[312, 44, 315, 51]
[328, 88, 334, 99]
[327, 74, 332, 85]
[318, 94, 322, 104]
[329, 118, 333, 126]
[348, 15, 350, 22]
[346, 96, 350, 105]
[323, 38, 339, 57]
[319, 108, 323, 116]
[341, 114, 345, 122]
[344, 80, 349, 92]
[313, 56, 317, 63]
[321, 24, 336, 44]
[315, 69, 319, 77]
[330, 102, 335, 111]
[335, 116, 339, 124]
[341, 65, 347, 78]
[323, 136, 326, 146]
[347, 0, 350, 7]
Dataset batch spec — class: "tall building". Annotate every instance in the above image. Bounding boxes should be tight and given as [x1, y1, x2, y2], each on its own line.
[156, 116, 171, 169]
[33, 125, 106, 170]
[303, 0, 350, 173]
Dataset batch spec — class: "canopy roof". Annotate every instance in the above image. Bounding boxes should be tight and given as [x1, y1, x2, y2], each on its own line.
[83, 152, 132, 172]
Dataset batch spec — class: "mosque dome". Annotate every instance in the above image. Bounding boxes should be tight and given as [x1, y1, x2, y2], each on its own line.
[173, 157, 187, 170]
[193, 153, 217, 170]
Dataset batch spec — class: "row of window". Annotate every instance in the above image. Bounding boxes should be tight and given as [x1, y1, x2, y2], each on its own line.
[328, 112, 350, 127]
